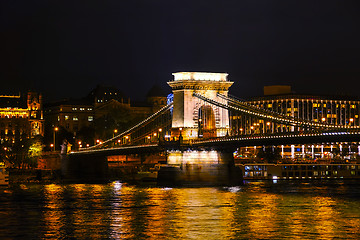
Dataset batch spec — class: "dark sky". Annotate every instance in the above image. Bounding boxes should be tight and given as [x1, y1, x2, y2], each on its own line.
[1, 0, 360, 102]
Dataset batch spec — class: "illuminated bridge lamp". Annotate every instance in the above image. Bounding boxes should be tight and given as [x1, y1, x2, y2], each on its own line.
[321, 117, 326, 122]
[53, 127, 59, 151]
[158, 128, 163, 141]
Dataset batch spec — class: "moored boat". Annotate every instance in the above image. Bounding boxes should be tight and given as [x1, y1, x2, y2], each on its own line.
[237, 163, 360, 180]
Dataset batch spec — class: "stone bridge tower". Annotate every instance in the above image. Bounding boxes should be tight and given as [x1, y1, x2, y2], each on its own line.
[167, 72, 233, 140]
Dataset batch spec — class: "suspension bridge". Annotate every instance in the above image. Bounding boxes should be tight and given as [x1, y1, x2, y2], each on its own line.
[64, 72, 360, 184]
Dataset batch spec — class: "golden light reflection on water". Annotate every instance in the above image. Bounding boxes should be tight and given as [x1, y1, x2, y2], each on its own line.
[313, 196, 338, 238]
[246, 185, 280, 239]
[169, 188, 228, 239]
[43, 184, 64, 239]
[34, 182, 360, 239]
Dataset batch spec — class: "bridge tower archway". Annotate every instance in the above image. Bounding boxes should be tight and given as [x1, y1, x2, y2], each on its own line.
[167, 72, 233, 140]
[198, 105, 216, 138]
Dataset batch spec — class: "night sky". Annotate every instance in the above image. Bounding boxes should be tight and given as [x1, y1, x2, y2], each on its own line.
[1, 0, 360, 102]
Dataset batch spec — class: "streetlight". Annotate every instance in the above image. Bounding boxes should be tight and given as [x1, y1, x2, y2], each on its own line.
[113, 129, 118, 137]
[266, 122, 271, 133]
[53, 127, 59, 151]
[239, 128, 243, 135]
[158, 128, 163, 142]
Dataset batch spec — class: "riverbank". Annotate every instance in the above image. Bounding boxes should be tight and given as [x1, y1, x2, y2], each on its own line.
[8, 169, 62, 184]
[7, 167, 141, 184]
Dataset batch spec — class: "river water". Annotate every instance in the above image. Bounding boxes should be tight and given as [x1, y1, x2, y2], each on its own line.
[0, 180, 360, 239]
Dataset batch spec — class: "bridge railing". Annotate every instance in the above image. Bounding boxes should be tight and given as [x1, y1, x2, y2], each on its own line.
[191, 129, 360, 145]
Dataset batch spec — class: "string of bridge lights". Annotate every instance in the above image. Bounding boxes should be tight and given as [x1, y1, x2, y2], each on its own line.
[192, 131, 360, 145]
[80, 102, 173, 151]
[193, 92, 360, 130]
[71, 144, 159, 155]
[78, 92, 358, 153]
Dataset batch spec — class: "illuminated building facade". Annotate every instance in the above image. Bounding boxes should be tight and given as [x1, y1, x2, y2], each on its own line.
[44, 85, 167, 146]
[0, 92, 44, 144]
[168, 72, 233, 139]
[231, 86, 360, 135]
[231, 86, 360, 160]
[44, 99, 94, 135]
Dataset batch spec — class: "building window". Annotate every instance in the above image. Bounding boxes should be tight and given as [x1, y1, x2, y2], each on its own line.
[72, 107, 77, 111]
[88, 116, 94, 122]
[80, 108, 85, 111]
[65, 115, 69, 120]
[73, 116, 78, 121]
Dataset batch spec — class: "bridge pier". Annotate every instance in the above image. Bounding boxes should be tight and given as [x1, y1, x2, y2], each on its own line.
[158, 149, 242, 186]
[61, 154, 108, 182]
